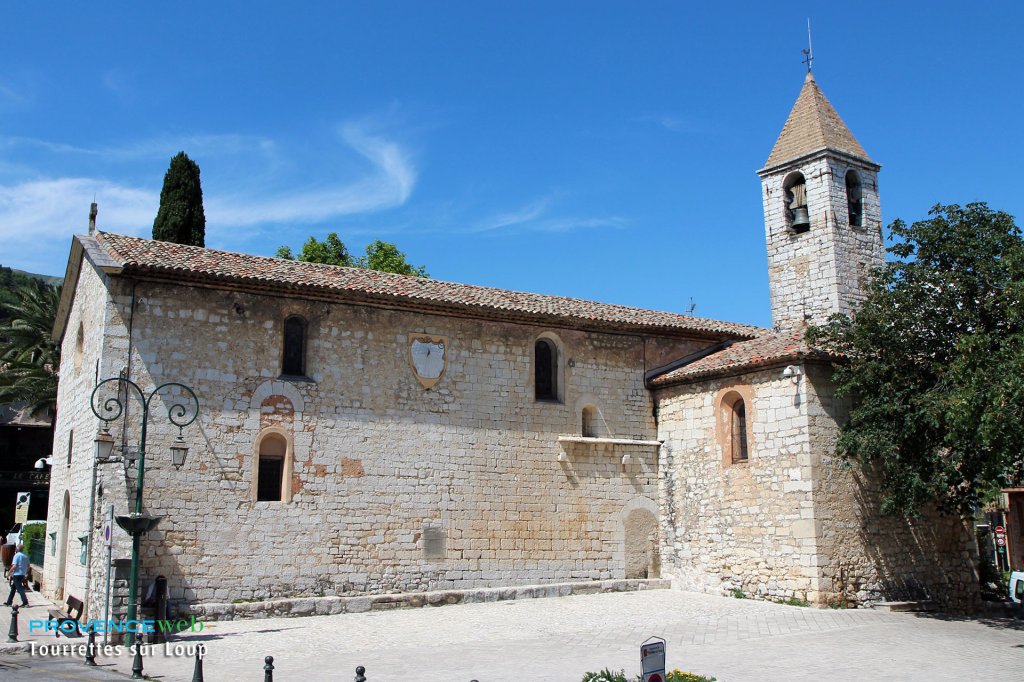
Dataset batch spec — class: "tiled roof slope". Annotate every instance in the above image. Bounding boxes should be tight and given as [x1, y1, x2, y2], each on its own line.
[763, 72, 872, 169]
[94, 233, 763, 339]
[649, 330, 830, 386]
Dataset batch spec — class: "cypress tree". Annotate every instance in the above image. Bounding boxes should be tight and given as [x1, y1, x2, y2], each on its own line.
[152, 151, 206, 246]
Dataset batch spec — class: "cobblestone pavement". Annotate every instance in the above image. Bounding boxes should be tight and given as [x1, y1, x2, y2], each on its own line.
[6, 590, 1024, 681]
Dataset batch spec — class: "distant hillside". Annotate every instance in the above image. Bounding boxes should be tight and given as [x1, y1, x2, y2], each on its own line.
[7, 267, 63, 287]
[0, 265, 63, 322]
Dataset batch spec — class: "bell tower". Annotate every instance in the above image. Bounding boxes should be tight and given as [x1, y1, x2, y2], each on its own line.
[757, 72, 885, 331]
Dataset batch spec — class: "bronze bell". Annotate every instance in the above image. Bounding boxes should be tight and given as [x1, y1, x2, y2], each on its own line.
[791, 206, 810, 229]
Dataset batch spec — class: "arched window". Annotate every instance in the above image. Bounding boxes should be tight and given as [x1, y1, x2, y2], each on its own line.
[846, 170, 863, 227]
[717, 389, 752, 466]
[582, 405, 597, 437]
[783, 172, 809, 234]
[254, 431, 291, 502]
[282, 316, 306, 377]
[535, 338, 558, 400]
[730, 399, 749, 463]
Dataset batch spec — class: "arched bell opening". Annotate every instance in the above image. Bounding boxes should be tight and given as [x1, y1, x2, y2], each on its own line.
[783, 172, 810, 234]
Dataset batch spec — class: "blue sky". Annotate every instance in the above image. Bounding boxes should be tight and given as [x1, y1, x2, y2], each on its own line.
[1, 2, 1021, 328]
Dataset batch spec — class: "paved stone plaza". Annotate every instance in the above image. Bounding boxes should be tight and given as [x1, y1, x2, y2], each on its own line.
[3, 589, 1022, 680]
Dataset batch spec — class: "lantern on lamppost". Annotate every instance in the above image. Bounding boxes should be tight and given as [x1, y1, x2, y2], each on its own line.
[90, 377, 198, 678]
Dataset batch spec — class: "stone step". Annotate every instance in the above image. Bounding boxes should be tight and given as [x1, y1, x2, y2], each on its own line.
[872, 600, 937, 612]
[191, 578, 673, 622]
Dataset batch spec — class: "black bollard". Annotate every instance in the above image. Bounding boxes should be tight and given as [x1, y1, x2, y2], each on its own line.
[191, 646, 204, 682]
[355, 665, 366, 682]
[131, 640, 145, 679]
[6, 605, 18, 642]
[264, 655, 274, 682]
[85, 630, 97, 665]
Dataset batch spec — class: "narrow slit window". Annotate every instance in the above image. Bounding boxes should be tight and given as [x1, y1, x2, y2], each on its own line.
[731, 400, 749, 463]
[846, 170, 863, 227]
[282, 316, 306, 376]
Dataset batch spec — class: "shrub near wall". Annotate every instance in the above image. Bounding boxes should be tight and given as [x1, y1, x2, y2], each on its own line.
[22, 523, 46, 564]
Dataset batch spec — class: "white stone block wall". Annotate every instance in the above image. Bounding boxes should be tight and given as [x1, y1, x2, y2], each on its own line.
[54, 272, 701, 615]
[761, 154, 885, 330]
[803, 363, 980, 610]
[656, 362, 981, 611]
[655, 368, 821, 602]
[44, 256, 139, 619]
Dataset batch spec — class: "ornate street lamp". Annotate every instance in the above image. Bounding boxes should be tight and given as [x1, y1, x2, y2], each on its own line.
[90, 377, 198, 676]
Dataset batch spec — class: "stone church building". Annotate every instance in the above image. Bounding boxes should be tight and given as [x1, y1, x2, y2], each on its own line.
[44, 73, 979, 622]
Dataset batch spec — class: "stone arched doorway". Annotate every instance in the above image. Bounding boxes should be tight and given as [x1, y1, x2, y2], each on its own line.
[624, 507, 659, 579]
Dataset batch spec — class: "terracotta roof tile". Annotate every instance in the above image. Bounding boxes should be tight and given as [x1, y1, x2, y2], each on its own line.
[94, 233, 764, 339]
[763, 72, 872, 169]
[649, 330, 830, 386]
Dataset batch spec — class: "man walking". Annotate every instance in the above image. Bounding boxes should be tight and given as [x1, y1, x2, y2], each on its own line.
[4, 543, 30, 607]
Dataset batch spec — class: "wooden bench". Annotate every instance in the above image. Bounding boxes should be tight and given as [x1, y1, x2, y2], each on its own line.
[48, 595, 84, 638]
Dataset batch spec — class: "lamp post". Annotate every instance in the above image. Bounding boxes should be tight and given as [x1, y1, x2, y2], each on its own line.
[90, 377, 199, 660]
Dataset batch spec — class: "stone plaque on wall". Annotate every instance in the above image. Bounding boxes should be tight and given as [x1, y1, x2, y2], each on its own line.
[408, 334, 448, 389]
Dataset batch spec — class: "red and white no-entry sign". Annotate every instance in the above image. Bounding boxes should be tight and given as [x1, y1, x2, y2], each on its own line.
[995, 526, 1007, 547]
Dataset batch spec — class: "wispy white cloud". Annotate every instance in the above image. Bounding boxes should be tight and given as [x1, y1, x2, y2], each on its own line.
[470, 198, 551, 232]
[0, 132, 277, 161]
[633, 113, 698, 133]
[0, 177, 156, 243]
[0, 119, 418, 271]
[0, 81, 30, 110]
[468, 197, 625, 235]
[207, 123, 415, 226]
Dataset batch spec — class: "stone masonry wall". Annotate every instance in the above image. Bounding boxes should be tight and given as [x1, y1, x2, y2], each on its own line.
[655, 368, 822, 602]
[56, 273, 707, 616]
[44, 254, 140, 622]
[655, 361, 980, 611]
[762, 154, 884, 330]
[804, 364, 980, 611]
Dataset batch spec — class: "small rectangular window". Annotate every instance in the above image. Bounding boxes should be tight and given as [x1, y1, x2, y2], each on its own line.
[67, 430, 74, 467]
[257, 456, 284, 501]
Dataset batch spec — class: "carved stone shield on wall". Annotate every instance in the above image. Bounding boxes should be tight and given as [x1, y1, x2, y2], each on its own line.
[408, 334, 448, 389]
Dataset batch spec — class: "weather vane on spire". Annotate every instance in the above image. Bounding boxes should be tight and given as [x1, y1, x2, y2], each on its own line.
[802, 18, 814, 73]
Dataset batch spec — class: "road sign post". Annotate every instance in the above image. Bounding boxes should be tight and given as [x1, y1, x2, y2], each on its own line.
[14, 492, 30, 524]
[641, 637, 667, 682]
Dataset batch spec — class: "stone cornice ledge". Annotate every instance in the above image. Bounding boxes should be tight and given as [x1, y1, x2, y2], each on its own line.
[557, 436, 662, 447]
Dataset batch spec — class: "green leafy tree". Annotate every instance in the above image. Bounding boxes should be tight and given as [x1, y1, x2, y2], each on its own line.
[0, 280, 61, 417]
[152, 151, 206, 246]
[276, 233, 427, 277]
[808, 203, 1024, 516]
[357, 240, 428, 277]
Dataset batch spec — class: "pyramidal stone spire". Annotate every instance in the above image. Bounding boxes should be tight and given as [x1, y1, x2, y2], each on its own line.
[763, 72, 871, 169]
